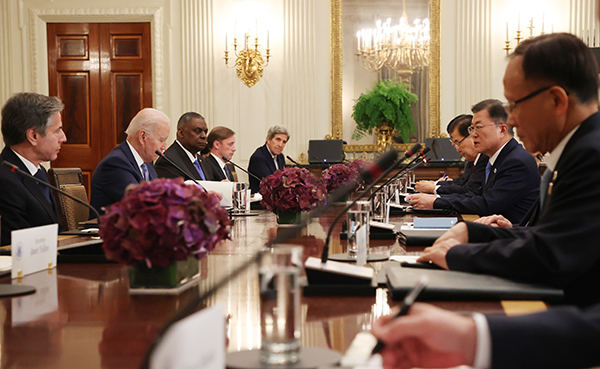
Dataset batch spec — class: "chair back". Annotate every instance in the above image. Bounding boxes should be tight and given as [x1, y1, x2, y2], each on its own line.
[47, 168, 90, 230]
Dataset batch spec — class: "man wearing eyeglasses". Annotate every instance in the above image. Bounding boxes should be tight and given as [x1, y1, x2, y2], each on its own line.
[415, 114, 488, 196]
[371, 32, 600, 369]
[407, 99, 539, 224]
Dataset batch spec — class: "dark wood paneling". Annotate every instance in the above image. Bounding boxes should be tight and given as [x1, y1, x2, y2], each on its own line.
[48, 22, 152, 200]
[59, 36, 88, 58]
[113, 74, 142, 143]
[59, 73, 90, 145]
[101, 22, 152, 148]
[112, 36, 141, 58]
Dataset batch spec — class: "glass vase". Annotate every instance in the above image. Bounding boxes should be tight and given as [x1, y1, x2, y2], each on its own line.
[129, 257, 199, 289]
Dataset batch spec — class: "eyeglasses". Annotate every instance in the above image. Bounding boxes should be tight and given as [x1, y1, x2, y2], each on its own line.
[502, 86, 553, 113]
[468, 124, 498, 134]
[449, 134, 469, 148]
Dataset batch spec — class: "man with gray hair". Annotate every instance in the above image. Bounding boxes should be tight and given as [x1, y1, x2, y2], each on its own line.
[247, 125, 289, 193]
[0, 92, 67, 245]
[91, 108, 170, 214]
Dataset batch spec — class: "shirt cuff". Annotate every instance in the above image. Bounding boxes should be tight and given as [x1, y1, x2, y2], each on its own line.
[472, 313, 492, 369]
[434, 185, 441, 195]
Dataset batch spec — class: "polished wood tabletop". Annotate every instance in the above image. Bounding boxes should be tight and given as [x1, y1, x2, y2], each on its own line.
[0, 207, 520, 369]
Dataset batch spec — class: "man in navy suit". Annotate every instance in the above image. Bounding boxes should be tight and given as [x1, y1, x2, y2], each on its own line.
[203, 126, 236, 181]
[155, 112, 212, 181]
[407, 99, 539, 224]
[247, 125, 289, 193]
[0, 92, 67, 245]
[371, 33, 600, 369]
[90, 108, 170, 214]
[415, 115, 488, 196]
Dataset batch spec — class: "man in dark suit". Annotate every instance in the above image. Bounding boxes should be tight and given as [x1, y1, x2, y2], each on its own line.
[372, 33, 600, 369]
[203, 126, 236, 181]
[415, 114, 488, 196]
[0, 92, 67, 245]
[247, 125, 289, 193]
[407, 99, 539, 224]
[155, 112, 212, 181]
[90, 108, 170, 214]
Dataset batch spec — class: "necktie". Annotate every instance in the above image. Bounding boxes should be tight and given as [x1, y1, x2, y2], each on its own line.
[485, 162, 492, 183]
[194, 159, 206, 180]
[34, 168, 52, 203]
[273, 157, 279, 170]
[539, 169, 553, 208]
[141, 163, 149, 181]
[224, 165, 234, 181]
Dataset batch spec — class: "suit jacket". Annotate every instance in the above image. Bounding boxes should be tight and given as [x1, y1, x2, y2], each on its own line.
[487, 303, 600, 368]
[203, 154, 228, 181]
[247, 144, 286, 193]
[0, 147, 61, 245]
[154, 141, 212, 181]
[447, 112, 600, 307]
[436, 154, 489, 195]
[90, 141, 157, 214]
[433, 138, 539, 224]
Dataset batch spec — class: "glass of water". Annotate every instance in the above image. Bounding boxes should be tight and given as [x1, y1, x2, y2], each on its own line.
[259, 245, 303, 364]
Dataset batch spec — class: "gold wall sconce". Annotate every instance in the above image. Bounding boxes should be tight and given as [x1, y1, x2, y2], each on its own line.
[504, 13, 552, 55]
[224, 26, 271, 88]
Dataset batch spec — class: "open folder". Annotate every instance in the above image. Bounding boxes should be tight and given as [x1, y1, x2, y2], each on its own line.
[187, 180, 234, 207]
[386, 266, 564, 302]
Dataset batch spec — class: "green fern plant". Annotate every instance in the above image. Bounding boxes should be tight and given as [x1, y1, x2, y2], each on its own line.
[351, 79, 418, 143]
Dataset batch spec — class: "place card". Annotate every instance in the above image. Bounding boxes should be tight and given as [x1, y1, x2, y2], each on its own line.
[11, 224, 58, 279]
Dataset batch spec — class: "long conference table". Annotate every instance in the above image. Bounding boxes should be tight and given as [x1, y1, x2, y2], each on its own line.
[0, 207, 547, 368]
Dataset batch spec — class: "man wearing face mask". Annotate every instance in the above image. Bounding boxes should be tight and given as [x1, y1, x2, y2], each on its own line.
[415, 114, 488, 196]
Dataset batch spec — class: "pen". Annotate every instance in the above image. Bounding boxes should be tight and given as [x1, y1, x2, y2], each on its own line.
[441, 173, 448, 181]
[371, 276, 428, 355]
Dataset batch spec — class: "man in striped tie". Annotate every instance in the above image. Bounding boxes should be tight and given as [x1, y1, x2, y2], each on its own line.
[0, 92, 67, 245]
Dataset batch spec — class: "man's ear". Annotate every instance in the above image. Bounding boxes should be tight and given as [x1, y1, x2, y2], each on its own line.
[25, 128, 38, 146]
[550, 86, 569, 116]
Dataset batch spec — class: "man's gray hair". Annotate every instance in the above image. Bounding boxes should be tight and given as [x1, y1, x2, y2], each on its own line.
[267, 125, 289, 141]
[1, 92, 64, 147]
[125, 108, 170, 137]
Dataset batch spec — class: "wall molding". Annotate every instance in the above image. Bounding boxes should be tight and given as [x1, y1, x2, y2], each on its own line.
[26, 6, 165, 110]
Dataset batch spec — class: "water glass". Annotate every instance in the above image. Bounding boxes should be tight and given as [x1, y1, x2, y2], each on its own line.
[259, 245, 303, 364]
[346, 201, 371, 265]
[232, 182, 248, 213]
[371, 186, 388, 222]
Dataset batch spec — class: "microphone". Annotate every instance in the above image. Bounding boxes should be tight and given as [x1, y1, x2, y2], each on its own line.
[318, 144, 421, 265]
[1, 160, 101, 222]
[140, 148, 380, 368]
[286, 155, 321, 177]
[154, 150, 203, 187]
[221, 156, 262, 182]
[371, 146, 431, 198]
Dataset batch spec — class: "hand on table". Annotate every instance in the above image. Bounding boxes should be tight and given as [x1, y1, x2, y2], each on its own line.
[405, 194, 437, 209]
[414, 181, 436, 194]
[417, 222, 469, 269]
[474, 214, 513, 228]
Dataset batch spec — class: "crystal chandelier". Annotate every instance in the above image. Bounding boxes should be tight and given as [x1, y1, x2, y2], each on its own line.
[356, 1, 430, 75]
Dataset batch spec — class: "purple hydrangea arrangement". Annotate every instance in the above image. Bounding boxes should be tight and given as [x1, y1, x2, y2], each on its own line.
[322, 163, 360, 193]
[259, 167, 326, 213]
[100, 178, 230, 268]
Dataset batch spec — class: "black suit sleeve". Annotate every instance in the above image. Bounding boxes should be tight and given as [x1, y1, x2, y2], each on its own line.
[437, 158, 487, 195]
[248, 148, 277, 193]
[155, 156, 184, 179]
[446, 140, 600, 304]
[487, 304, 600, 369]
[433, 151, 537, 223]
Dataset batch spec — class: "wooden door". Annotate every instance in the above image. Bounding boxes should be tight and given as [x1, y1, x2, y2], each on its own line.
[47, 22, 152, 194]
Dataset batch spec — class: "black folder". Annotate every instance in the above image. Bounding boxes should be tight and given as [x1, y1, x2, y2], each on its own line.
[386, 266, 564, 302]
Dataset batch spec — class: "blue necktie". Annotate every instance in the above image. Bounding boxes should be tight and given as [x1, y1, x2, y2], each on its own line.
[485, 162, 492, 183]
[194, 159, 206, 180]
[34, 168, 51, 203]
[224, 165, 234, 181]
[141, 163, 149, 181]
